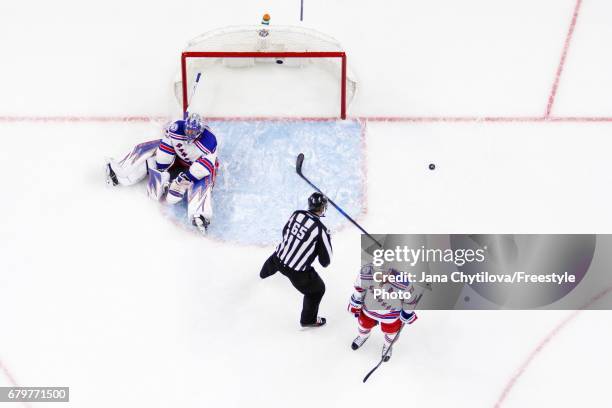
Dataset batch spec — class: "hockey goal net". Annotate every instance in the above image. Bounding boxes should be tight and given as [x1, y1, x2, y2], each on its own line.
[175, 25, 357, 119]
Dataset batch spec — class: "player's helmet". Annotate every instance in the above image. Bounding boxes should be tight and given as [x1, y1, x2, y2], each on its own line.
[185, 113, 204, 142]
[308, 192, 328, 215]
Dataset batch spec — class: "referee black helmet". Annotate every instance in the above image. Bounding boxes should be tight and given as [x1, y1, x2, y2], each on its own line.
[308, 192, 328, 214]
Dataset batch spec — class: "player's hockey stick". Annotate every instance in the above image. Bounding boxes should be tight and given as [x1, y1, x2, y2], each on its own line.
[296, 153, 382, 248]
[362, 323, 404, 383]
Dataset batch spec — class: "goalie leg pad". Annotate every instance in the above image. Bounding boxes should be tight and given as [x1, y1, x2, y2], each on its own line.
[106, 139, 160, 186]
[146, 157, 170, 201]
[106, 158, 148, 186]
[187, 175, 213, 222]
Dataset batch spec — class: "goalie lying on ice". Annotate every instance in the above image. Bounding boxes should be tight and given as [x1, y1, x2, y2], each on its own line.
[105, 113, 218, 234]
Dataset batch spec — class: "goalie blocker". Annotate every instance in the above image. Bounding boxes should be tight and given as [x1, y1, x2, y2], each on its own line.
[105, 113, 218, 234]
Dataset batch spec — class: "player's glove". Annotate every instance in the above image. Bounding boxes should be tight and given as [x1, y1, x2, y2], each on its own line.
[400, 310, 418, 325]
[348, 294, 363, 317]
[167, 172, 194, 204]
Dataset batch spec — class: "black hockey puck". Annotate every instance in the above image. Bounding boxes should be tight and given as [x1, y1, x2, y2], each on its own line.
[276, 59, 283, 64]
[429, 163, 436, 170]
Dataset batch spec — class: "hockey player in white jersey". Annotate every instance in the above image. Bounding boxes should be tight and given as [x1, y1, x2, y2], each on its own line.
[105, 113, 218, 234]
[348, 264, 419, 361]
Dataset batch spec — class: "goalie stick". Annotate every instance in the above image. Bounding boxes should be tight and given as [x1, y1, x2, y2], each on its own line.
[295, 153, 382, 248]
[362, 323, 404, 383]
[184, 72, 202, 119]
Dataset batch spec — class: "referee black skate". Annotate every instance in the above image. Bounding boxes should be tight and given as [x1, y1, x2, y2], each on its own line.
[259, 192, 333, 328]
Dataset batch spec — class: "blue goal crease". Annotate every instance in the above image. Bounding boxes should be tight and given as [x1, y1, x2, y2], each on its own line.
[185, 120, 365, 246]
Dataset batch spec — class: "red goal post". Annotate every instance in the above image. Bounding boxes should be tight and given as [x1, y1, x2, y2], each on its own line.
[176, 25, 357, 120]
[181, 51, 348, 119]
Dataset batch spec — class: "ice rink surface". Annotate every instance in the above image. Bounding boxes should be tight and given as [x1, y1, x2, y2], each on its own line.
[205, 120, 364, 245]
[1, 0, 612, 407]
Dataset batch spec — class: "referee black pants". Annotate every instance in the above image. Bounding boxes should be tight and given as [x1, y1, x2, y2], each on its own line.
[259, 254, 326, 325]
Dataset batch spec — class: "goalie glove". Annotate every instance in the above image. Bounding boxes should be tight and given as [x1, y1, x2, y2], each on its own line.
[348, 294, 363, 317]
[167, 172, 194, 205]
[400, 310, 418, 325]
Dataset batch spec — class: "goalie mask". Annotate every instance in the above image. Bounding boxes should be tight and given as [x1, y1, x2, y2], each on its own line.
[185, 113, 204, 142]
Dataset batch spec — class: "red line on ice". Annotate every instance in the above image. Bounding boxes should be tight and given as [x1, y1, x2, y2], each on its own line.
[360, 116, 612, 123]
[545, 0, 583, 117]
[0, 115, 169, 123]
[494, 286, 612, 408]
[2, 115, 612, 123]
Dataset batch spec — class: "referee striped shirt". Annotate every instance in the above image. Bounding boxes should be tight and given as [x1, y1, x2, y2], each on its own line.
[275, 210, 333, 272]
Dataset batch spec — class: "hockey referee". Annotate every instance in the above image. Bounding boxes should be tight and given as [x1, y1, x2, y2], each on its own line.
[259, 192, 333, 328]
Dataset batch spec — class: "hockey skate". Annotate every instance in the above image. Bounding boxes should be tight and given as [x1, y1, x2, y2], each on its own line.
[382, 344, 393, 362]
[105, 162, 119, 186]
[300, 317, 326, 328]
[193, 215, 210, 235]
[351, 335, 369, 350]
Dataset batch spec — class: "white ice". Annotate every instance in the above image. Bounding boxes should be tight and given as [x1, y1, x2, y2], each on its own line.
[1, 1, 612, 407]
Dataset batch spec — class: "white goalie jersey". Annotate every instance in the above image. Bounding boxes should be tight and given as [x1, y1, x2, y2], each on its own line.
[155, 120, 218, 181]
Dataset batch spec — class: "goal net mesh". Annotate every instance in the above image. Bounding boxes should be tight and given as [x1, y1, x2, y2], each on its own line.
[175, 25, 357, 118]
